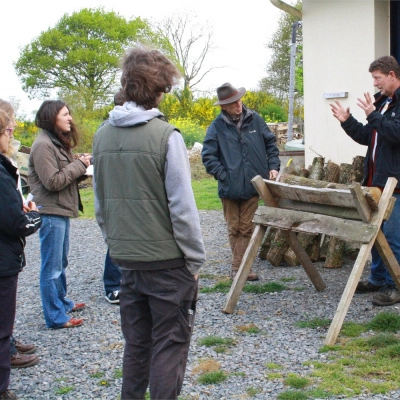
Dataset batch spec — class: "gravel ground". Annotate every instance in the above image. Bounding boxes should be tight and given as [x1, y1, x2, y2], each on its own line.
[9, 210, 400, 400]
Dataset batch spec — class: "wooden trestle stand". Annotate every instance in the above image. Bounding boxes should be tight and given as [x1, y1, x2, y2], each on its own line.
[222, 175, 400, 345]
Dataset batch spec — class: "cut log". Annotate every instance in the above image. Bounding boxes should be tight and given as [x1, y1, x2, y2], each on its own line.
[308, 157, 325, 180]
[284, 232, 321, 266]
[324, 237, 346, 268]
[339, 163, 356, 184]
[266, 230, 290, 266]
[258, 227, 277, 259]
[323, 160, 340, 183]
[352, 156, 365, 183]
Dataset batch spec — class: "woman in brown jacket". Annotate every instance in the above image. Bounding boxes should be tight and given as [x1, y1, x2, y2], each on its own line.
[28, 100, 91, 329]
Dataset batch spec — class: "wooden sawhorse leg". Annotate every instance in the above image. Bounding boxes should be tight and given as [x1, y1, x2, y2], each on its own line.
[222, 224, 266, 314]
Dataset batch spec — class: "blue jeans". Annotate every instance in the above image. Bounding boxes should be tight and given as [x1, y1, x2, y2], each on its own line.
[103, 249, 121, 294]
[369, 193, 400, 287]
[39, 215, 74, 328]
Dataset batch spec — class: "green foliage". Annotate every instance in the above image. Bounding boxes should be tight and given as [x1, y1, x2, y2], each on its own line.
[55, 386, 75, 395]
[340, 321, 366, 337]
[169, 118, 205, 147]
[13, 120, 38, 147]
[284, 373, 310, 389]
[296, 318, 331, 329]
[243, 90, 287, 122]
[198, 336, 235, 347]
[366, 312, 400, 333]
[277, 391, 307, 400]
[365, 333, 400, 348]
[75, 117, 104, 153]
[242, 282, 286, 293]
[198, 370, 227, 385]
[15, 8, 170, 110]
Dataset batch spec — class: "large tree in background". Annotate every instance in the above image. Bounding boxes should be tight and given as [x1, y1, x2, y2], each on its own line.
[260, 1, 302, 101]
[157, 13, 219, 91]
[14, 8, 173, 112]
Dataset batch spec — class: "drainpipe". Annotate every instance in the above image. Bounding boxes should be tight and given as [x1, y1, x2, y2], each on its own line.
[269, 0, 302, 19]
[287, 21, 302, 142]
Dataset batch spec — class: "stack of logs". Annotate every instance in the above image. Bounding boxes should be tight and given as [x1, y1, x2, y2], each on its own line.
[259, 155, 366, 268]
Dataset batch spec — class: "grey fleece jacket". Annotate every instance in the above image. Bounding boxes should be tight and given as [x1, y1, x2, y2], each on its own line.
[94, 102, 205, 275]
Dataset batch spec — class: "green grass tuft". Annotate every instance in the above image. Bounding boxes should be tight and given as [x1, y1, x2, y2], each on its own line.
[198, 370, 227, 385]
[296, 318, 331, 329]
[284, 373, 310, 389]
[366, 312, 400, 333]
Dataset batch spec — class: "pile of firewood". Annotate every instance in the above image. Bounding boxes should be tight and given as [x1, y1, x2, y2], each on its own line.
[259, 155, 367, 269]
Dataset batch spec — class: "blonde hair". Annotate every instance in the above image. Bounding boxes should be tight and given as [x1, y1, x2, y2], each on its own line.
[0, 109, 11, 135]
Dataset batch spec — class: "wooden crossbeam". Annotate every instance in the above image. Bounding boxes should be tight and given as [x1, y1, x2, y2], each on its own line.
[253, 207, 376, 243]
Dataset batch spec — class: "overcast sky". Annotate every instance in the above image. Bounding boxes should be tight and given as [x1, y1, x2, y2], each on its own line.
[1, 0, 282, 118]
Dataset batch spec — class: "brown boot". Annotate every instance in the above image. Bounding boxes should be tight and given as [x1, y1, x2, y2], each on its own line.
[231, 269, 259, 281]
[14, 340, 36, 354]
[11, 352, 39, 369]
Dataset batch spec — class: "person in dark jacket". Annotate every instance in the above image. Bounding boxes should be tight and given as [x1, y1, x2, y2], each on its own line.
[330, 55, 400, 307]
[0, 109, 42, 400]
[202, 82, 280, 281]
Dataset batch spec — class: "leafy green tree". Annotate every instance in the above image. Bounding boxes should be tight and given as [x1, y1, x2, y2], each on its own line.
[260, 1, 302, 100]
[14, 8, 173, 112]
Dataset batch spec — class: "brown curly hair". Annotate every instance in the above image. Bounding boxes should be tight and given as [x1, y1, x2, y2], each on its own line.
[120, 46, 181, 110]
[369, 56, 400, 79]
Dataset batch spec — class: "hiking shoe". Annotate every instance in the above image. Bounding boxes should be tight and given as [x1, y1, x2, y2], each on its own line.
[11, 352, 39, 369]
[105, 290, 120, 304]
[372, 286, 400, 306]
[355, 280, 383, 293]
[14, 340, 36, 354]
[231, 270, 259, 281]
[62, 318, 84, 328]
[71, 302, 86, 312]
[0, 390, 17, 400]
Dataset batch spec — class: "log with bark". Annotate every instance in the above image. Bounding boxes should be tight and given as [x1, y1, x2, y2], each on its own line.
[266, 230, 290, 266]
[258, 227, 277, 259]
[308, 157, 325, 180]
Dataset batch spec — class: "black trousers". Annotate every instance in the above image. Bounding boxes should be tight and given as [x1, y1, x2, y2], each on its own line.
[0, 274, 18, 393]
[120, 266, 198, 400]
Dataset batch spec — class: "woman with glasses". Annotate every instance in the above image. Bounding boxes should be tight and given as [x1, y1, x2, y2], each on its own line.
[0, 99, 40, 371]
[0, 109, 42, 400]
[28, 100, 91, 329]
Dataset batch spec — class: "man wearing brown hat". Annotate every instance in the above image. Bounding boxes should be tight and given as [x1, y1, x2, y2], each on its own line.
[202, 82, 280, 280]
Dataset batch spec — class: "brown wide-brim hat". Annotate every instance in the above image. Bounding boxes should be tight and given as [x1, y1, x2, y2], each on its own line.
[214, 82, 246, 105]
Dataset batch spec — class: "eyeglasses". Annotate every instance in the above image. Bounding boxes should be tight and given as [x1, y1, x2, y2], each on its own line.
[5, 128, 13, 137]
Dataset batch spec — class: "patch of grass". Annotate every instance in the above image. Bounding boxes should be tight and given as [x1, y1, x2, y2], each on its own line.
[341, 321, 367, 337]
[247, 386, 262, 396]
[267, 372, 283, 379]
[90, 371, 105, 378]
[280, 277, 296, 282]
[114, 369, 123, 379]
[236, 323, 260, 334]
[198, 336, 235, 347]
[284, 373, 310, 389]
[277, 391, 308, 400]
[55, 386, 75, 395]
[192, 359, 220, 375]
[231, 371, 246, 377]
[199, 279, 231, 293]
[296, 317, 331, 329]
[242, 282, 286, 293]
[199, 273, 219, 280]
[200, 280, 286, 294]
[366, 311, 400, 333]
[365, 333, 400, 348]
[198, 370, 227, 385]
[265, 362, 283, 370]
[79, 186, 95, 219]
[191, 179, 221, 210]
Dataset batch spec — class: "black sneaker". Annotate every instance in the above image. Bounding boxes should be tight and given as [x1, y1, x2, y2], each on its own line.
[105, 290, 120, 304]
[372, 286, 400, 306]
[355, 280, 383, 293]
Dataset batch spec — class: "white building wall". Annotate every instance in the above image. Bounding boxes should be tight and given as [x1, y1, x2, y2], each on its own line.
[302, 0, 390, 168]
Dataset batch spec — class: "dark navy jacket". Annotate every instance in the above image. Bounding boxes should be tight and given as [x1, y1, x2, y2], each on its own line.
[0, 153, 41, 277]
[341, 87, 400, 189]
[202, 105, 280, 199]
